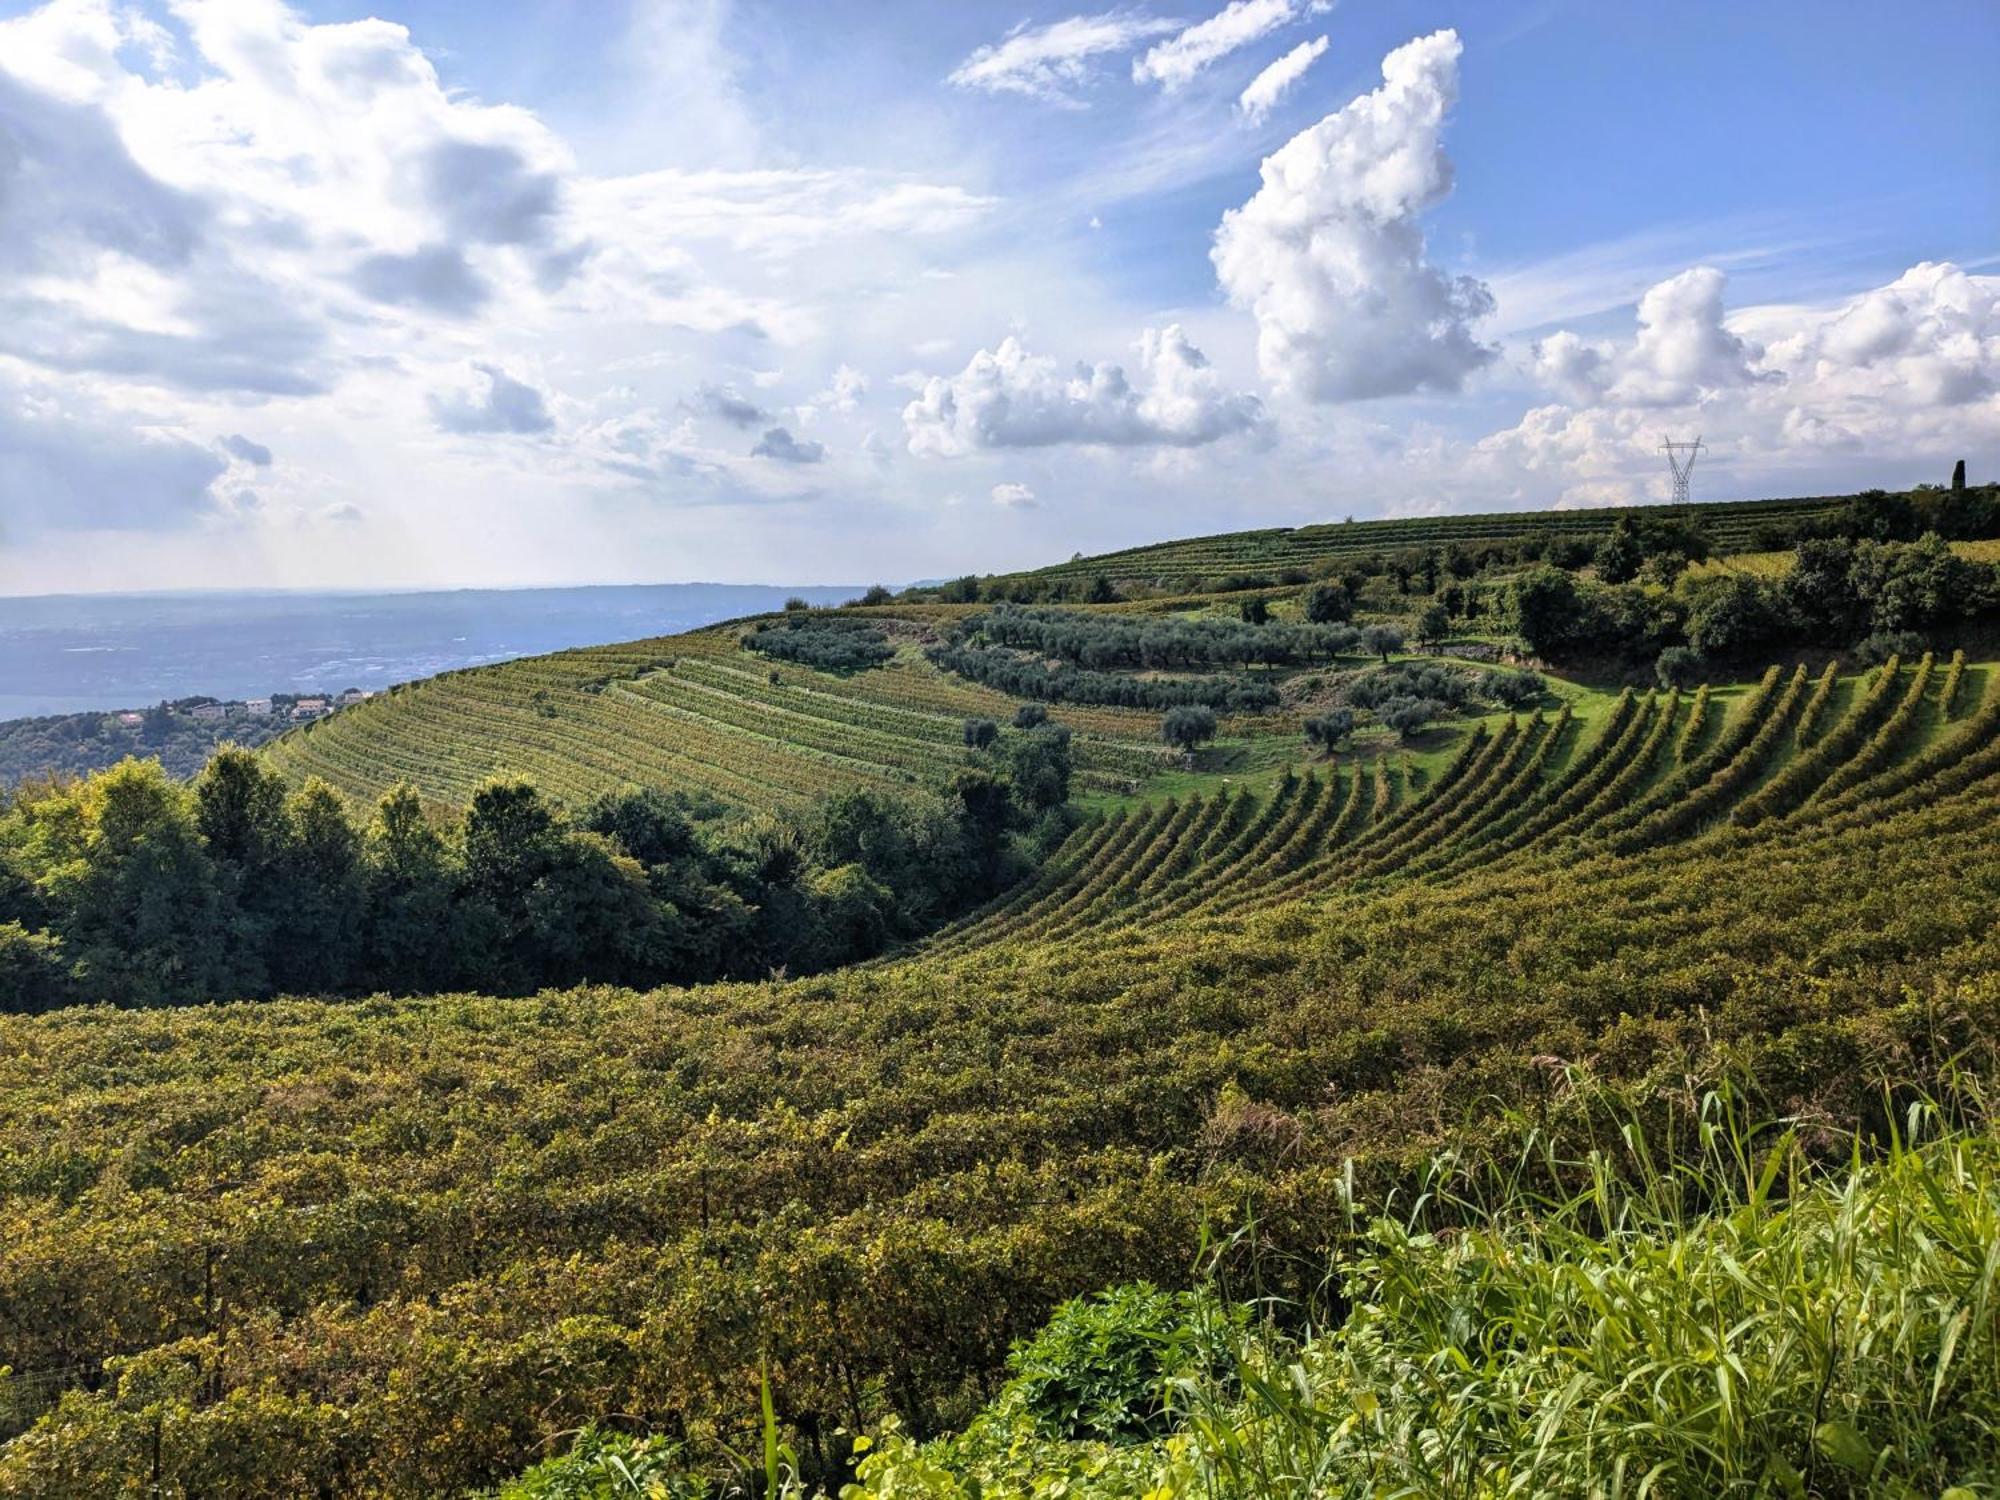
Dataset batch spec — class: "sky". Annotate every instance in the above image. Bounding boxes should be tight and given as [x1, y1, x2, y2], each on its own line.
[0, 0, 1995, 595]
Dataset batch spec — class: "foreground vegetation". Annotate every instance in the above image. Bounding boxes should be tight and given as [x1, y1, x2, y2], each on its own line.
[518, 1090, 1998, 1498]
[0, 646, 1994, 1494]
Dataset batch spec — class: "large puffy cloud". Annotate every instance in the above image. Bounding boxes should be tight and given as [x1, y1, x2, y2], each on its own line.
[1490, 260, 2000, 506]
[903, 325, 1265, 456]
[1606, 266, 1767, 406]
[1134, 0, 1300, 91]
[1212, 29, 1496, 401]
[948, 11, 1176, 104]
[1237, 35, 1328, 124]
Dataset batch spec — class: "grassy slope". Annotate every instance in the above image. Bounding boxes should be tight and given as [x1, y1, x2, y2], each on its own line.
[3, 653, 1994, 1496]
[1002, 493, 1851, 591]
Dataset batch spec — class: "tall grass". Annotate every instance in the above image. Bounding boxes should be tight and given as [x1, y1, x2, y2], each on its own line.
[1175, 1086, 2000, 1498]
[842, 1084, 2000, 1500]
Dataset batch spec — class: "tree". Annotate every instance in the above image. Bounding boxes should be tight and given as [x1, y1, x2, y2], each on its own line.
[1684, 576, 1786, 659]
[860, 584, 894, 606]
[1655, 645, 1703, 690]
[1361, 624, 1404, 664]
[1511, 567, 1584, 658]
[0, 921, 71, 1013]
[784, 596, 812, 612]
[1301, 582, 1352, 624]
[1302, 708, 1355, 756]
[1012, 703, 1048, 730]
[1416, 603, 1451, 650]
[1952, 458, 1967, 492]
[1782, 538, 1862, 637]
[1160, 706, 1218, 758]
[1593, 523, 1643, 584]
[361, 784, 456, 992]
[1238, 597, 1269, 626]
[997, 724, 1073, 812]
[269, 778, 363, 994]
[1086, 575, 1119, 605]
[963, 717, 999, 751]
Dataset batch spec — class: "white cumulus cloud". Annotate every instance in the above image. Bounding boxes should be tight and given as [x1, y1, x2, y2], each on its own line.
[429, 363, 557, 434]
[902, 324, 1265, 456]
[1237, 35, 1328, 123]
[1211, 29, 1496, 401]
[991, 482, 1038, 507]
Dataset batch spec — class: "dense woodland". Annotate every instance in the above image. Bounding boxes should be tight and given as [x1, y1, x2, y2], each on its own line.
[0, 702, 288, 788]
[0, 728, 1074, 1009]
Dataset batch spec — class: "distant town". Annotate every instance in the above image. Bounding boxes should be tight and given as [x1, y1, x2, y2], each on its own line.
[111, 687, 377, 727]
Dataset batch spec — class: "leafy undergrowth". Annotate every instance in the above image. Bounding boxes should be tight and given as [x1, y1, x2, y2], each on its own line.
[516, 1093, 2000, 1499]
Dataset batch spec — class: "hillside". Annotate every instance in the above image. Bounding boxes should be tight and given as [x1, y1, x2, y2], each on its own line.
[257, 609, 1195, 813]
[2, 643, 1996, 1493]
[1005, 492, 1855, 592]
[0, 701, 290, 787]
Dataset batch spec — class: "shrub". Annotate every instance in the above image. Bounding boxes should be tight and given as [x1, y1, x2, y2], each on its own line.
[1655, 645, 1704, 690]
[963, 718, 999, 750]
[1011, 704, 1048, 730]
[1854, 630, 1925, 666]
[1004, 1283, 1242, 1444]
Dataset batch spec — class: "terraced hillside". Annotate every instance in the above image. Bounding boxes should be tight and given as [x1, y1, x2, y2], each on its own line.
[260, 608, 1185, 810]
[1008, 493, 1852, 592]
[921, 649, 1993, 955]
[6, 650, 1996, 1495]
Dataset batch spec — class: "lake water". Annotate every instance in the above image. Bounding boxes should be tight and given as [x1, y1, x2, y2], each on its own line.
[0, 584, 862, 719]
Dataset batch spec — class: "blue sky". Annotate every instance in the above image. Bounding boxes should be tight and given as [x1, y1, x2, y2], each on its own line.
[0, 0, 1995, 592]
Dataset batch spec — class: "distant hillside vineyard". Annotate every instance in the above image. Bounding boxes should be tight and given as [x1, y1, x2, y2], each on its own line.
[259, 610, 1182, 811]
[1010, 493, 1855, 591]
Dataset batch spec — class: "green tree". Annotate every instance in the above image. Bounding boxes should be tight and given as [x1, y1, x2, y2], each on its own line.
[1511, 567, 1584, 658]
[1161, 706, 1218, 757]
[1302, 582, 1352, 624]
[1303, 708, 1356, 756]
[1361, 624, 1405, 663]
[1238, 597, 1269, 625]
[268, 778, 363, 995]
[1417, 603, 1451, 650]
[1593, 523, 1643, 584]
[1655, 645, 1703, 690]
[963, 718, 999, 751]
[32, 760, 242, 1006]
[360, 784, 456, 992]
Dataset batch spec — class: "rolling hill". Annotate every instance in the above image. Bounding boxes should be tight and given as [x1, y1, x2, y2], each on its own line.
[4, 492, 2000, 1496]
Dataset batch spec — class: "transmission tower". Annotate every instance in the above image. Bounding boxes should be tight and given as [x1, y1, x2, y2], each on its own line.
[1660, 437, 1705, 506]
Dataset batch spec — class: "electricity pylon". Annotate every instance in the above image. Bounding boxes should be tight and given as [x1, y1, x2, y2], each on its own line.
[1660, 437, 1705, 506]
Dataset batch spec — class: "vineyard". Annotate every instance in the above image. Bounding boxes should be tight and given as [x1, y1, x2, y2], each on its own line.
[4, 644, 1996, 1494]
[920, 650, 1990, 953]
[258, 612, 1186, 812]
[1007, 493, 1853, 591]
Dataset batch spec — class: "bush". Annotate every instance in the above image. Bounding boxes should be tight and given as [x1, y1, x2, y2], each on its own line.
[487, 1425, 702, 1499]
[963, 718, 999, 750]
[1854, 630, 1925, 666]
[1655, 645, 1704, 690]
[1478, 668, 1546, 708]
[1011, 704, 1048, 730]
[1004, 1283, 1242, 1444]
